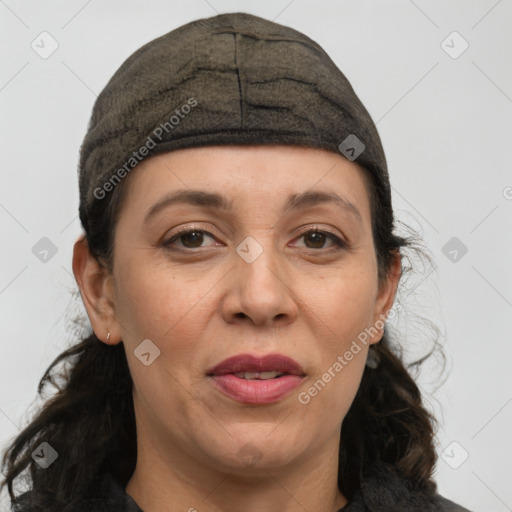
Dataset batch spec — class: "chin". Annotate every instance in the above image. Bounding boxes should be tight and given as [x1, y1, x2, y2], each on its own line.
[205, 430, 305, 472]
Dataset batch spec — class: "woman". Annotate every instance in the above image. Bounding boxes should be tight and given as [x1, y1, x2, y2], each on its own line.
[1, 12, 472, 512]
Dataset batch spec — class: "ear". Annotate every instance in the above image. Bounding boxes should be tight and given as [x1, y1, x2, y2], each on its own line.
[369, 250, 402, 345]
[72, 235, 122, 345]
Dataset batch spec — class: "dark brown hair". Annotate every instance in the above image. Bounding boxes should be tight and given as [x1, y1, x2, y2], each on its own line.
[1, 153, 443, 511]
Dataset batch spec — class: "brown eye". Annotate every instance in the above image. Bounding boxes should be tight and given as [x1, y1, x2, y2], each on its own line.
[304, 231, 328, 249]
[295, 229, 346, 250]
[164, 229, 218, 250]
[180, 231, 205, 248]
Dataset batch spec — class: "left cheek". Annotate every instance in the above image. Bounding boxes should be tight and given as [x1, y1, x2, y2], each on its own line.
[323, 282, 375, 339]
[301, 352, 366, 438]
[322, 346, 367, 403]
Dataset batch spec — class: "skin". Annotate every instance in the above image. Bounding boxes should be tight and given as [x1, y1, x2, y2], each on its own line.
[73, 145, 401, 512]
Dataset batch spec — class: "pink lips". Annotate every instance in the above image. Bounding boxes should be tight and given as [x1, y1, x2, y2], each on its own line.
[206, 353, 305, 405]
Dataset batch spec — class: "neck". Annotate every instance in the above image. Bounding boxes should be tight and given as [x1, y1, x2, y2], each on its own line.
[125, 429, 347, 512]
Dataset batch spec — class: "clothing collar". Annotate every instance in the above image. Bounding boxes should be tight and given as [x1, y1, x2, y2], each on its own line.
[73, 462, 469, 512]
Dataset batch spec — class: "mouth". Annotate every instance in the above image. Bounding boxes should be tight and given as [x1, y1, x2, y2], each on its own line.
[232, 370, 287, 380]
[206, 353, 306, 405]
[206, 353, 305, 376]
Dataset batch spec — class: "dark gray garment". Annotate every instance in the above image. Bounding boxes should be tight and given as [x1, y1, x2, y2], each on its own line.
[12, 462, 473, 511]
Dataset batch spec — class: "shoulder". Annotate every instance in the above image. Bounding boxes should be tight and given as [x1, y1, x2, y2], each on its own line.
[10, 473, 143, 512]
[350, 461, 473, 512]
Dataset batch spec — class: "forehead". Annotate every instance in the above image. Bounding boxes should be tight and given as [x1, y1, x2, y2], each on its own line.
[117, 145, 372, 221]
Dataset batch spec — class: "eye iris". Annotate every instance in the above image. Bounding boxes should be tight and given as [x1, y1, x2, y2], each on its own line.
[181, 231, 204, 248]
[305, 231, 326, 249]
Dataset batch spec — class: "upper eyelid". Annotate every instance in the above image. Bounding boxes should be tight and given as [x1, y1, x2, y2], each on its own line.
[164, 224, 346, 247]
[166, 224, 342, 239]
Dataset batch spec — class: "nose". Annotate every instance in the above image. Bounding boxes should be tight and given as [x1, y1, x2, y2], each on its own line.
[220, 240, 298, 328]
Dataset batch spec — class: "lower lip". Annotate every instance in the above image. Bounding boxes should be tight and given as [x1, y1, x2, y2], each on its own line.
[209, 374, 304, 405]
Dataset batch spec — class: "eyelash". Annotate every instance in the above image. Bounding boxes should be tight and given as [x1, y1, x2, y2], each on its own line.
[162, 224, 347, 252]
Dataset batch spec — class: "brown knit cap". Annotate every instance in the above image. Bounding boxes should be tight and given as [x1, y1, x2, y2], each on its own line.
[78, 11, 390, 233]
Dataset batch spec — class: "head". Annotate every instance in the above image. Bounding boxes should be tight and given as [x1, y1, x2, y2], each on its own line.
[1, 12, 438, 510]
[73, 142, 402, 475]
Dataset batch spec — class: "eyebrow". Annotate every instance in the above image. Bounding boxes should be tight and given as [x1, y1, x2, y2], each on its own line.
[144, 189, 362, 224]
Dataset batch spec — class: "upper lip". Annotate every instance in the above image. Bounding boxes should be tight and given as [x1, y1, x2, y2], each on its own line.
[206, 353, 305, 376]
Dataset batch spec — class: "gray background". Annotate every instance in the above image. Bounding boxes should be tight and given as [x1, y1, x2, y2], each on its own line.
[1, 1, 511, 510]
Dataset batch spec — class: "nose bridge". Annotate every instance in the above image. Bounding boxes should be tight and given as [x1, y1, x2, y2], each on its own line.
[236, 233, 282, 293]
[232, 233, 295, 323]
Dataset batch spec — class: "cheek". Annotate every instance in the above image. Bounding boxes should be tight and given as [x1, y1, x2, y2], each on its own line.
[113, 255, 219, 354]
[298, 267, 376, 416]
[113, 259, 218, 426]
[313, 267, 378, 347]
[112, 255, 252, 429]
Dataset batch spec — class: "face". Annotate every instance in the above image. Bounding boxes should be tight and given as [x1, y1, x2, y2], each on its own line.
[77, 145, 399, 475]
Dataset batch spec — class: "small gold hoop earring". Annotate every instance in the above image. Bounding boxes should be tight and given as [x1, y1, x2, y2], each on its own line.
[106, 332, 111, 341]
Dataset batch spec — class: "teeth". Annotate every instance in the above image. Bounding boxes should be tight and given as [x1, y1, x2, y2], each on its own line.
[234, 371, 284, 380]
[258, 371, 283, 380]
[235, 371, 260, 379]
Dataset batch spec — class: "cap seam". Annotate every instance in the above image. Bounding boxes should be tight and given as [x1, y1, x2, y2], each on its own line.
[233, 32, 245, 128]
[211, 26, 323, 54]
